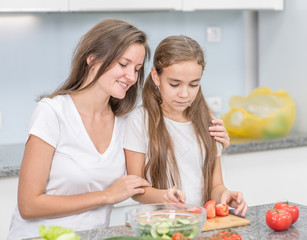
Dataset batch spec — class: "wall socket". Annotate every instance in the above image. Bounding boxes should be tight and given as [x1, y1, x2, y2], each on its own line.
[207, 27, 221, 43]
[206, 97, 222, 113]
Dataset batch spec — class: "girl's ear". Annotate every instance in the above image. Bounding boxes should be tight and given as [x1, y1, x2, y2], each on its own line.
[86, 54, 96, 66]
[151, 67, 160, 87]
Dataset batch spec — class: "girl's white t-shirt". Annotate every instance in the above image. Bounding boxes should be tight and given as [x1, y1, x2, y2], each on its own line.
[7, 94, 126, 240]
[123, 106, 222, 206]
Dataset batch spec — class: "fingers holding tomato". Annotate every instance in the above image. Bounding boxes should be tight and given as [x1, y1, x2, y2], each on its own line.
[216, 204, 229, 217]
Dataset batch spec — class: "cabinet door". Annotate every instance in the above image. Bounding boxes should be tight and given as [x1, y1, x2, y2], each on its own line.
[0, 0, 69, 12]
[182, 0, 283, 11]
[69, 0, 182, 11]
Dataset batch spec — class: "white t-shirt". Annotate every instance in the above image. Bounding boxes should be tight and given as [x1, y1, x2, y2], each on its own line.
[7, 94, 126, 240]
[123, 106, 222, 206]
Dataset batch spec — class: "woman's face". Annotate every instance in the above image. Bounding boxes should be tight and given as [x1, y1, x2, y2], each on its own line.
[91, 43, 146, 99]
[152, 60, 203, 121]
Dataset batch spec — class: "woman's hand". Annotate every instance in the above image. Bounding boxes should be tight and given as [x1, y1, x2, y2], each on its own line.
[221, 190, 248, 217]
[209, 119, 230, 150]
[105, 175, 151, 204]
[163, 188, 186, 204]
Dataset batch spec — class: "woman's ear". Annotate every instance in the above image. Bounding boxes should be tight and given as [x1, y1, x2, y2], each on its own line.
[86, 54, 96, 66]
[151, 67, 160, 87]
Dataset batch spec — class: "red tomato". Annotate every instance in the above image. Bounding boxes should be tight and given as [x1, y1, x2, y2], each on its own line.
[216, 230, 230, 236]
[215, 204, 229, 217]
[204, 200, 216, 219]
[266, 208, 292, 231]
[230, 233, 242, 240]
[274, 202, 299, 224]
[188, 207, 202, 214]
[172, 232, 184, 240]
[210, 230, 242, 240]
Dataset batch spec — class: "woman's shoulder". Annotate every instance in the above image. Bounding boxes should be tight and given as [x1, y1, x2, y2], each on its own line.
[37, 94, 70, 112]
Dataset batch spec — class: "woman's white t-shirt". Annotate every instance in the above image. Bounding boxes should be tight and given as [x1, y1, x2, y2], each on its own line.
[7, 94, 126, 240]
[123, 106, 222, 207]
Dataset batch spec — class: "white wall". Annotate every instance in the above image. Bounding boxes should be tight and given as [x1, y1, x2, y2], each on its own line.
[259, 0, 307, 133]
[0, 11, 245, 145]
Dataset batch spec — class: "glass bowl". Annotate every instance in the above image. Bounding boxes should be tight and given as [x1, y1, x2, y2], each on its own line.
[126, 203, 206, 239]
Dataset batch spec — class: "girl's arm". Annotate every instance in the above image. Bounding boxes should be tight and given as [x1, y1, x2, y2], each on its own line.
[125, 149, 185, 204]
[18, 135, 151, 220]
[210, 156, 248, 217]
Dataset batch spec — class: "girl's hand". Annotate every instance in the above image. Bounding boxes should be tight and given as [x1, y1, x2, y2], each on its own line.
[105, 175, 151, 204]
[163, 188, 186, 204]
[221, 190, 248, 217]
[209, 119, 230, 150]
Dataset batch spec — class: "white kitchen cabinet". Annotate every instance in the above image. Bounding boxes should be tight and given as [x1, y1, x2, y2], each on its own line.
[221, 146, 307, 207]
[69, 0, 182, 12]
[0, 176, 19, 240]
[109, 198, 139, 226]
[182, 0, 283, 11]
[0, 0, 283, 12]
[0, 0, 69, 12]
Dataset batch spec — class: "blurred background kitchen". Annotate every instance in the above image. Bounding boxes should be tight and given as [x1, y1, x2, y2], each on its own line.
[1, 0, 307, 239]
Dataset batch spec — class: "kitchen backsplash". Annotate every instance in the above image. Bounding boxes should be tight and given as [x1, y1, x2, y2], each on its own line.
[1, 1, 306, 145]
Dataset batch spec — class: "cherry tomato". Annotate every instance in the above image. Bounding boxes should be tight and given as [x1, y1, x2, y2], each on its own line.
[215, 203, 229, 217]
[230, 233, 242, 240]
[216, 230, 230, 236]
[204, 199, 216, 219]
[209, 230, 242, 240]
[274, 202, 299, 224]
[188, 207, 203, 214]
[266, 208, 292, 231]
[172, 232, 184, 240]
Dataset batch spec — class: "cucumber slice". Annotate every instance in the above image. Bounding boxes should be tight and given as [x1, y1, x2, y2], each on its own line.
[156, 222, 170, 234]
[161, 234, 172, 239]
[177, 218, 191, 225]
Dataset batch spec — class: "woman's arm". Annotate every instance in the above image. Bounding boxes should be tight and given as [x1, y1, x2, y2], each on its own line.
[125, 149, 185, 204]
[18, 135, 150, 220]
[209, 119, 230, 150]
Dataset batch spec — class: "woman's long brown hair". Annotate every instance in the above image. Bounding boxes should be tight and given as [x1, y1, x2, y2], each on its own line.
[142, 36, 217, 205]
[43, 18, 150, 116]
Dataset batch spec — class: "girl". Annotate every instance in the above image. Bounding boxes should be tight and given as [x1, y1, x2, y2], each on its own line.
[124, 36, 247, 217]
[7, 18, 152, 240]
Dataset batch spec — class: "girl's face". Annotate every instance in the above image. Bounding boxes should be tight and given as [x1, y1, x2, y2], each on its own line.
[90, 43, 146, 99]
[152, 60, 203, 121]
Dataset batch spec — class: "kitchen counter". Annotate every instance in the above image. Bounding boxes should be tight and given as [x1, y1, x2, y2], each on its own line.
[1, 131, 307, 177]
[24, 203, 305, 239]
[224, 131, 307, 154]
[72, 203, 307, 239]
[0, 143, 24, 177]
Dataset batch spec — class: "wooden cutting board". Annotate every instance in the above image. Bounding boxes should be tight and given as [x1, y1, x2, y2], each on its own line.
[202, 214, 250, 231]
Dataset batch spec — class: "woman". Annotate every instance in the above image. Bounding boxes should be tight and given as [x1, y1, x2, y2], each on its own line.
[7, 18, 152, 240]
[124, 35, 247, 216]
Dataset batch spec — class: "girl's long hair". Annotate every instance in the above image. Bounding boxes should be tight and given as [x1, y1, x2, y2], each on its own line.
[143, 36, 217, 204]
[44, 18, 150, 116]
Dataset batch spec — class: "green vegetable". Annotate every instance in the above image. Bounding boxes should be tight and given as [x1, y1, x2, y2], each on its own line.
[105, 237, 164, 240]
[39, 225, 80, 240]
[137, 217, 199, 239]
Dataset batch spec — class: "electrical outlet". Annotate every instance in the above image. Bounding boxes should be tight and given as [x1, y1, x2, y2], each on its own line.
[206, 97, 222, 113]
[207, 27, 221, 43]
